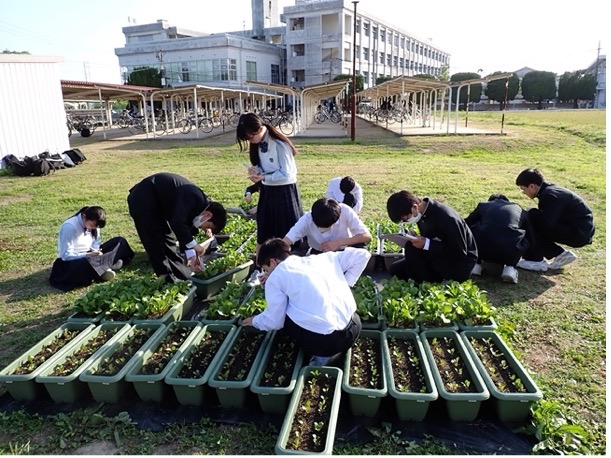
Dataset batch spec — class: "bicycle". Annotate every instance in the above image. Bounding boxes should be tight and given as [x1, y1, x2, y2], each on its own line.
[66, 114, 96, 137]
[176, 112, 214, 134]
[211, 110, 240, 128]
[314, 107, 342, 124]
[127, 115, 166, 135]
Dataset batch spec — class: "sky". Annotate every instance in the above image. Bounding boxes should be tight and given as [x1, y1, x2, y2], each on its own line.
[0, 0, 605, 84]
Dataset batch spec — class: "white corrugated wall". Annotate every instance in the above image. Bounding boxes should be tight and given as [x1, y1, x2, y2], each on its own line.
[0, 55, 70, 160]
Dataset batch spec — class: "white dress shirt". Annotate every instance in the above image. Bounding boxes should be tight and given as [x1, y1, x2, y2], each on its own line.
[325, 176, 363, 213]
[57, 214, 101, 260]
[252, 247, 371, 334]
[254, 133, 297, 186]
[284, 203, 369, 252]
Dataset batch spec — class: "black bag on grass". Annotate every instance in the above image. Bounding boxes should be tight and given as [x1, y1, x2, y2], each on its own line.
[39, 152, 65, 170]
[32, 158, 52, 176]
[64, 148, 86, 165]
[4, 154, 34, 176]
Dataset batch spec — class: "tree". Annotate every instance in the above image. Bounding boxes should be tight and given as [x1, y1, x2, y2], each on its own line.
[127, 67, 162, 87]
[450, 72, 482, 110]
[2, 49, 30, 54]
[558, 71, 597, 108]
[375, 75, 393, 85]
[485, 71, 520, 110]
[334, 73, 364, 95]
[521, 71, 556, 109]
[437, 65, 450, 82]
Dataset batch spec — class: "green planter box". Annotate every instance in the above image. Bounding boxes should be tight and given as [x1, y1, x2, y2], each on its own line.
[382, 329, 438, 421]
[418, 321, 460, 332]
[381, 253, 403, 272]
[457, 317, 498, 332]
[132, 285, 197, 325]
[341, 330, 387, 417]
[275, 366, 343, 455]
[208, 326, 271, 409]
[79, 323, 166, 403]
[250, 331, 304, 415]
[0, 323, 95, 401]
[191, 261, 253, 299]
[125, 321, 202, 402]
[67, 311, 104, 324]
[165, 324, 237, 406]
[35, 323, 132, 403]
[461, 330, 543, 422]
[421, 329, 489, 421]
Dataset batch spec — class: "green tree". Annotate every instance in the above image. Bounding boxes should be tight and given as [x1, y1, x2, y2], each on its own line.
[558, 71, 596, 108]
[521, 70, 556, 109]
[375, 75, 393, 85]
[2, 49, 30, 54]
[437, 65, 450, 82]
[485, 71, 520, 110]
[450, 72, 482, 110]
[127, 67, 162, 87]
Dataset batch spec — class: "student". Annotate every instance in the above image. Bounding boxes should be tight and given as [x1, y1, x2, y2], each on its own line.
[386, 190, 477, 283]
[283, 198, 372, 254]
[325, 176, 363, 213]
[236, 113, 302, 253]
[127, 172, 227, 283]
[465, 194, 534, 284]
[49, 206, 134, 291]
[242, 238, 370, 366]
[515, 168, 595, 271]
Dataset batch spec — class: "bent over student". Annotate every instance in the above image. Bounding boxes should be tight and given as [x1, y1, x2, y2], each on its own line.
[242, 238, 370, 366]
[325, 176, 364, 213]
[127, 172, 227, 283]
[49, 206, 134, 291]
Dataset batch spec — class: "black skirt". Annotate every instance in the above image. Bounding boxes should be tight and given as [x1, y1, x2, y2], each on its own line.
[256, 183, 302, 244]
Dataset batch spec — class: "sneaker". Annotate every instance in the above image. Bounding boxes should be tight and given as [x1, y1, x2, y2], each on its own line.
[100, 269, 116, 282]
[501, 265, 518, 284]
[111, 259, 123, 270]
[516, 259, 548, 272]
[471, 263, 483, 276]
[548, 250, 577, 270]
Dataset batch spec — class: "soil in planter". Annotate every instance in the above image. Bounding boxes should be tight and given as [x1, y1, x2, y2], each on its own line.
[11, 329, 81, 375]
[94, 328, 155, 376]
[215, 331, 265, 381]
[259, 332, 299, 388]
[286, 370, 336, 453]
[387, 336, 428, 393]
[348, 336, 384, 389]
[138, 327, 192, 375]
[428, 336, 476, 393]
[50, 328, 120, 376]
[176, 329, 229, 378]
[468, 337, 527, 393]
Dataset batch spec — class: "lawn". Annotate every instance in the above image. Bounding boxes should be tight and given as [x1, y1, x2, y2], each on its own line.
[0, 109, 605, 454]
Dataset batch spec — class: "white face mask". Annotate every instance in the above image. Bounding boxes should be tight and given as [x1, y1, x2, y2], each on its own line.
[406, 211, 421, 224]
[193, 215, 208, 228]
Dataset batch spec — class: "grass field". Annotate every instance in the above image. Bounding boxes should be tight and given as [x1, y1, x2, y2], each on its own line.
[0, 109, 606, 454]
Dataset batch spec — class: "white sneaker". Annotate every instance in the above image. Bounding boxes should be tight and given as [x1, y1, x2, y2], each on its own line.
[501, 265, 518, 284]
[517, 259, 548, 272]
[111, 259, 123, 270]
[471, 263, 483, 276]
[548, 250, 577, 270]
[100, 269, 116, 282]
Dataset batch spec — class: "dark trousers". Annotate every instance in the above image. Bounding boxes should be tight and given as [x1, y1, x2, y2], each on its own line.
[523, 209, 593, 261]
[389, 243, 476, 284]
[49, 237, 134, 292]
[127, 188, 192, 281]
[283, 313, 362, 357]
[471, 227, 523, 267]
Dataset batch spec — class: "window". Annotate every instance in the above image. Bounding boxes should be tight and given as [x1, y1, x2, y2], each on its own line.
[246, 61, 257, 81]
[380, 29, 385, 42]
[363, 22, 370, 37]
[399, 58, 404, 68]
[372, 26, 377, 40]
[387, 54, 391, 66]
[363, 47, 369, 61]
[356, 19, 361, 34]
[379, 52, 384, 64]
[355, 45, 360, 59]
[291, 17, 305, 30]
[271, 64, 280, 84]
[212, 58, 237, 81]
[393, 56, 398, 67]
[394, 34, 398, 46]
[181, 62, 191, 82]
[400, 37, 405, 48]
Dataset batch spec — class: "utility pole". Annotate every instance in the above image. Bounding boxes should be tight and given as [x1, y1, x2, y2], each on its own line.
[593, 41, 601, 108]
[351, 1, 359, 142]
[156, 50, 166, 87]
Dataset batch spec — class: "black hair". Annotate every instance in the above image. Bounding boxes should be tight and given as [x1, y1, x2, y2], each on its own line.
[75, 206, 106, 238]
[235, 112, 298, 166]
[386, 190, 420, 223]
[311, 198, 341, 228]
[339, 176, 356, 208]
[257, 237, 291, 267]
[207, 201, 227, 234]
[488, 193, 509, 202]
[515, 168, 544, 187]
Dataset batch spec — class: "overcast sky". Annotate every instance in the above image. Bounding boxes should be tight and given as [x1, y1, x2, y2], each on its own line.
[0, 0, 605, 83]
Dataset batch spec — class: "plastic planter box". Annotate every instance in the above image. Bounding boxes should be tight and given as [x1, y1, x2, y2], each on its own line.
[461, 330, 543, 422]
[275, 366, 343, 455]
[35, 323, 132, 403]
[457, 317, 498, 332]
[421, 329, 489, 421]
[250, 330, 304, 414]
[125, 321, 202, 402]
[208, 326, 271, 409]
[382, 329, 438, 421]
[67, 311, 104, 324]
[0, 323, 95, 401]
[165, 324, 237, 406]
[342, 330, 387, 417]
[191, 260, 253, 299]
[132, 285, 197, 325]
[418, 321, 460, 332]
[79, 323, 166, 403]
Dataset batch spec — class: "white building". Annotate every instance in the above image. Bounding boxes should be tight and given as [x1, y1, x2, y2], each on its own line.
[0, 55, 69, 160]
[114, 0, 450, 91]
[586, 55, 606, 108]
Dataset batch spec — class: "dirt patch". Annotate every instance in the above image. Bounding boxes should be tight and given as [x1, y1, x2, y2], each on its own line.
[73, 440, 119, 455]
[0, 195, 31, 206]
